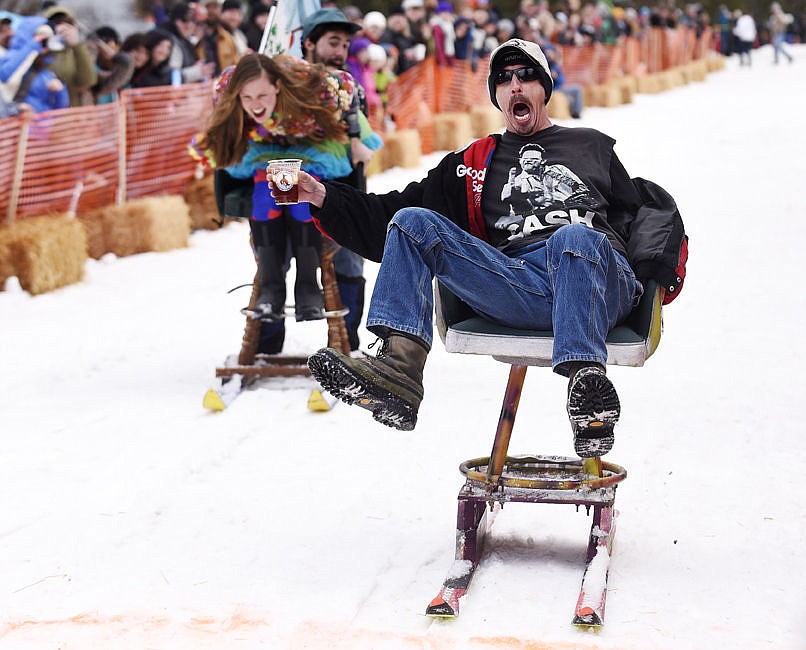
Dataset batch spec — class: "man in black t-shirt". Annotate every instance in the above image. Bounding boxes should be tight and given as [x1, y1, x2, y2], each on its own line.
[290, 39, 686, 458]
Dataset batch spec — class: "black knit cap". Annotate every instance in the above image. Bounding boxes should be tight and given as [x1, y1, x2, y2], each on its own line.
[492, 50, 533, 69]
[487, 38, 554, 108]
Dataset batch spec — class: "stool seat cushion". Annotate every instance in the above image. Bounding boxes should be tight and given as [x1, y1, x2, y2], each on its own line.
[436, 280, 661, 367]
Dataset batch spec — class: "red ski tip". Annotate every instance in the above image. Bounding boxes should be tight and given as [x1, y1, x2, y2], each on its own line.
[425, 597, 456, 618]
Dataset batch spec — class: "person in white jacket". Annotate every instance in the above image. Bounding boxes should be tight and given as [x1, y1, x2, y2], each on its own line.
[733, 11, 757, 66]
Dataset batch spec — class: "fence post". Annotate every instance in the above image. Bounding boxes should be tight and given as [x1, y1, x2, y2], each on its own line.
[117, 95, 127, 205]
[7, 113, 30, 225]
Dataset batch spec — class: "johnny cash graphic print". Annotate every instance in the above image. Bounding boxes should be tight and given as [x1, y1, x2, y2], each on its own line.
[480, 129, 615, 252]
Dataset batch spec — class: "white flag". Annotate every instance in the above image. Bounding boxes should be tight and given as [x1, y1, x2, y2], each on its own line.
[261, 0, 322, 58]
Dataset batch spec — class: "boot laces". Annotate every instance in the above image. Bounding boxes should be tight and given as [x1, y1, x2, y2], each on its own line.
[367, 337, 389, 359]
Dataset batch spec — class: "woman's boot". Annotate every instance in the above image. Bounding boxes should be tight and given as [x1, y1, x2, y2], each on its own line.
[289, 219, 324, 321]
[251, 219, 287, 322]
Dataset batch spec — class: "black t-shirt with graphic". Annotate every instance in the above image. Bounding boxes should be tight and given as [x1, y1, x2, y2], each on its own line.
[481, 125, 633, 257]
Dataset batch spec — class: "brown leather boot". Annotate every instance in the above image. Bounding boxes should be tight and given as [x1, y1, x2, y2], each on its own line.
[307, 332, 429, 430]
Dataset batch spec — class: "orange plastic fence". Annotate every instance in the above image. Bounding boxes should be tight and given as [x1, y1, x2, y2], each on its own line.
[3, 27, 716, 223]
[386, 60, 439, 152]
[560, 45, 598, 87]
[123, 84, 211, 200]
[0, 114, 23, 222]
[15, 104, 120, 218]
[2, 83, 211, 222]
[433, 57, 490, 113]
[621, 37, 644, 76]
[593, 44, 622, 84]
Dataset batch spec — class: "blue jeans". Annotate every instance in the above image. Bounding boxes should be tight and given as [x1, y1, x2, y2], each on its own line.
[773, 33, 793, 63]
[366, 208, 642, 371]
[333, 246, 364, 277]
[560, 85, 584, 117]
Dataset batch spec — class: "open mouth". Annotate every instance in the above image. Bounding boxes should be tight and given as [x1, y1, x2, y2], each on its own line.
[510, 100, 532, 123]
[251, 107, 267, 120]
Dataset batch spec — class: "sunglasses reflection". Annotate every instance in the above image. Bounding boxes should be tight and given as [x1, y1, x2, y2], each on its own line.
[494, 67, 541, 86]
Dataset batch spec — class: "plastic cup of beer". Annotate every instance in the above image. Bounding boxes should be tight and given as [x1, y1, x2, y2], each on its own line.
[268, 159, 303, 204]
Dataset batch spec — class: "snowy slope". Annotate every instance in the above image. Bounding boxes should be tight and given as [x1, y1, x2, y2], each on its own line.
[1, 45, 805, 649]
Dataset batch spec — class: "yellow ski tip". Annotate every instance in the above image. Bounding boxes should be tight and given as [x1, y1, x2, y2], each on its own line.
[203, 389, 226, 412]
[307, 389, 332, 412]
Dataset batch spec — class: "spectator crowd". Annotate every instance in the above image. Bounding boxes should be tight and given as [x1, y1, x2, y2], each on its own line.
[1, 0, 801, 120]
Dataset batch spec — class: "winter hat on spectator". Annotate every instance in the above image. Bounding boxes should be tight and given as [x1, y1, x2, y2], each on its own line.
[221, 0, 242, 11]
[436, 1, 453, 13]
[93, 25, 121, 44]
[42, 5, 75, 24]
[487, 38, 553, 108]
[363, 11, 387, 30]
[169, 2, 195, 23]
[496, 18, 515, 35]
[343, 5, 363, 21]
[348, 36, 371, 56]
[401, 0, 424, 10]
[249, 3, 270, 17]
[301, 7, 361, 43]
[366, 42, 387, 64]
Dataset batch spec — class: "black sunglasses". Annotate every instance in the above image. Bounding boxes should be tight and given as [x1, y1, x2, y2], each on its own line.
[492, 66, 542, 86]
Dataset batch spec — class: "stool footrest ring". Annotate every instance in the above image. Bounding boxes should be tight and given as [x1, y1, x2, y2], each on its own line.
[459, 454, 627, 491]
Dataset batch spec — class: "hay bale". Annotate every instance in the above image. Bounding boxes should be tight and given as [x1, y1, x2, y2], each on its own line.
[433, 112, 473, 151]
[4, 215, 87, 295]
[100, 203, 144, 257]
[614, 76, 636, 104]
[98, 196, 190, 256]
[77, 205, 112, 259]
[0, 231, 16, 288]
[547, 91, 571, 119]
[692, 59, 710, 79]
[596, 83, 623, 107]
[184, 173, 220, 231]
[636, 74, 661, 94]
[121, 196, 190, 253]
[381, 129, 422, 169]
[582, 84, 601, 107]
[656, 71, 677, 92]
[415, 100, 434, 155]
[583, 83, 621, 107]
[666, 67, 687, 87]
[705, 55, 724, 72]
[365, 148, 384, 177]
[469, 105, 504, 138]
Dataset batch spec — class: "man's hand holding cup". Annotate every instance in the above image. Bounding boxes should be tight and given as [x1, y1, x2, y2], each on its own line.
[267, 162, 326, 208]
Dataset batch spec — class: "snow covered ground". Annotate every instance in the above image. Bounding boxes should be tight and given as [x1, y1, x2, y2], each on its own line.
[1, 45, 804, 649]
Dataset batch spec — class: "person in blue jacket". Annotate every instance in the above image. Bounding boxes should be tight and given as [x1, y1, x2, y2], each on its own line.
[0, 16, 69, 112]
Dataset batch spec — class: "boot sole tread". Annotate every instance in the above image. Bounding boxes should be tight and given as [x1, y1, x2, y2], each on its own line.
[567, 369, 620, 458]
[308, 350, 418, 431]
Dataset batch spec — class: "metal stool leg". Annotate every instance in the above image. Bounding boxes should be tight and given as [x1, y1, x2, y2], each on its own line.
[486, 365, 528, 487]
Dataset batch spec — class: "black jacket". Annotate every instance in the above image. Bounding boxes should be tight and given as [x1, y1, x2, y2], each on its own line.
[314, 128, 687, 302]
